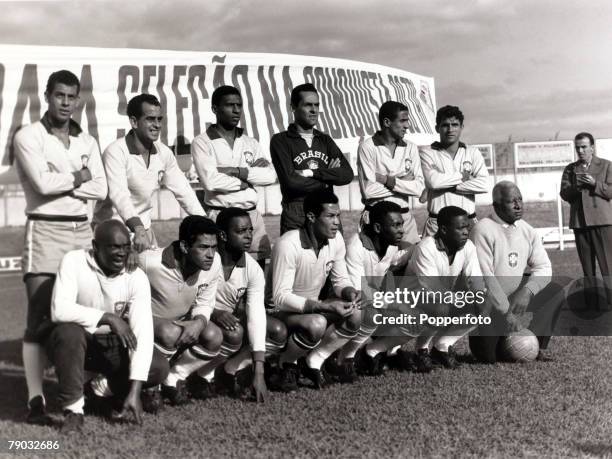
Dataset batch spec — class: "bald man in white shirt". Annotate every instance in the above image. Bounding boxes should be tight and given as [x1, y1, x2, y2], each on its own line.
[47, 221, 167, 432]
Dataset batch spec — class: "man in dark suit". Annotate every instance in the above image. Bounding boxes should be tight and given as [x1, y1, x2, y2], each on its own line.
[560, 132, 612, 308]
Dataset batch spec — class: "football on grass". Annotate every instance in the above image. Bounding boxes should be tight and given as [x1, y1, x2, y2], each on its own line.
[498, 329, 540, 362]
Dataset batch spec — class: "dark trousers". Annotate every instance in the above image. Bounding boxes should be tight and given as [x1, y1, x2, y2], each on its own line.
[574, 226, 612, 305]
[469, 282, 565, 363]
[46, 323, 169, 407]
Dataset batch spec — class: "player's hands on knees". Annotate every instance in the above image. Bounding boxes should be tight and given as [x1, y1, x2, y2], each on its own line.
[510, 287, 533, 316]
[133, 226, 150, 253]
[211, 310, 238, 331]
[341, 287, 363, 310]
[173, 319, 205, 347]
[252, 362, 267, 403]
[325, 300, 355, 318]
[100, 313, 137, 350]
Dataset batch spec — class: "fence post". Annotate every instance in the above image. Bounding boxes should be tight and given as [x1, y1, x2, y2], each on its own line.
[556, 184, 564, 251]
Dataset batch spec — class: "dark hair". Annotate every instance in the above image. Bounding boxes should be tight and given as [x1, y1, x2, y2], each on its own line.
[378, 101, 408, 128]
[290, 83, 318, 108]
[212, 85, 241, 107]
[179, 215, 218, 246]
[216, 207, 250, 232]
[303, 189, 339, 218]
[46, 70, 80, 95]
[437, 206, 468, 228]
[575, 132, 595, 146]
[436, 105, 464, 126]
[127, 94, 161, 119]
[368, 201, 402, 227]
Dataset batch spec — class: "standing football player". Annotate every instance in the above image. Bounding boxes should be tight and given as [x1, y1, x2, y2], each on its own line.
[357, 101, 424, 244]
[94, 93, 205, 252]
[191, 86, 276, 269]
[270, 83, 354, 234]
[13, 70, 107, 424]
[419, 105, 488, 237]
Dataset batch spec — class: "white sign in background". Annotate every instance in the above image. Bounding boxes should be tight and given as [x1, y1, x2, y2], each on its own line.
[514, 140, 575, 169]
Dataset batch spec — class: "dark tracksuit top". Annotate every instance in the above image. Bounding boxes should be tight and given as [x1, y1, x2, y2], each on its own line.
[270, 123, 354, 233]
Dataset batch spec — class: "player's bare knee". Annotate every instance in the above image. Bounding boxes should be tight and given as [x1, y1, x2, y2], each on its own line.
[154, 321, 182, 350]
[199, 321, 223, 352]
[344, 308, 362, 333]
[304, 314, 327, 342]
[222, 322, 244, 346]
[267, 317, 288, 344]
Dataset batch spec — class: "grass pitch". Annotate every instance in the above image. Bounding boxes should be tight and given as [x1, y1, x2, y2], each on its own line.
[1, 203, 612, 457]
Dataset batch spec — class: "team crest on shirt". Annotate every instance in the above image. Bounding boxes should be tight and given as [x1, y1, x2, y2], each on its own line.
[405, 158, 412, 173]
[462, 161, 472, 173]
[324, 261, 334, 275]
[114, 301, 130, 318]
[307, 160, 319, 170]
[158, 170, 166, 187]
[508, 251, 519, 268]
[243, 151, 254, 165]
[81, 155, 89, 168]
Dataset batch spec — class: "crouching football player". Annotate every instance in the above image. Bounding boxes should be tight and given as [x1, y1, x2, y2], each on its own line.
[267, 190, 362, 391]
[335, 201, 416, 377]
[469, 181, 562, 363]
[47, 221, 167, 432]
[137, 216, 223, 405]
[187, 208, 287, 402]
[406, 206, 487, 371]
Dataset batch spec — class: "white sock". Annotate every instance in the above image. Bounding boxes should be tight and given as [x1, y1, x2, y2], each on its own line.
[433, 324, 478, 352]
[279, 333, 316, 366]
[365, 335, 411, 357]
[306, 325, 355, 370]
[338, 325, 376, 360]
[167, 347, 216, 382]
[415, 330, 437, 351]
[64, 396, 85, 415]
[23, 342, 46, 402]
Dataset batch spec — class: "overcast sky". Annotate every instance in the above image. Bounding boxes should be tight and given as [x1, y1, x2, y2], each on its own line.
[1, 0, 611, 143]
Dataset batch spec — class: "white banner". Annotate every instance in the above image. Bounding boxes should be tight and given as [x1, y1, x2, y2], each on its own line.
[0, 45, 437, 180]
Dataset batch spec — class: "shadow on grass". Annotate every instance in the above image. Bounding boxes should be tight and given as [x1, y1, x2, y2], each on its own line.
[0, 339, 59, 422]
